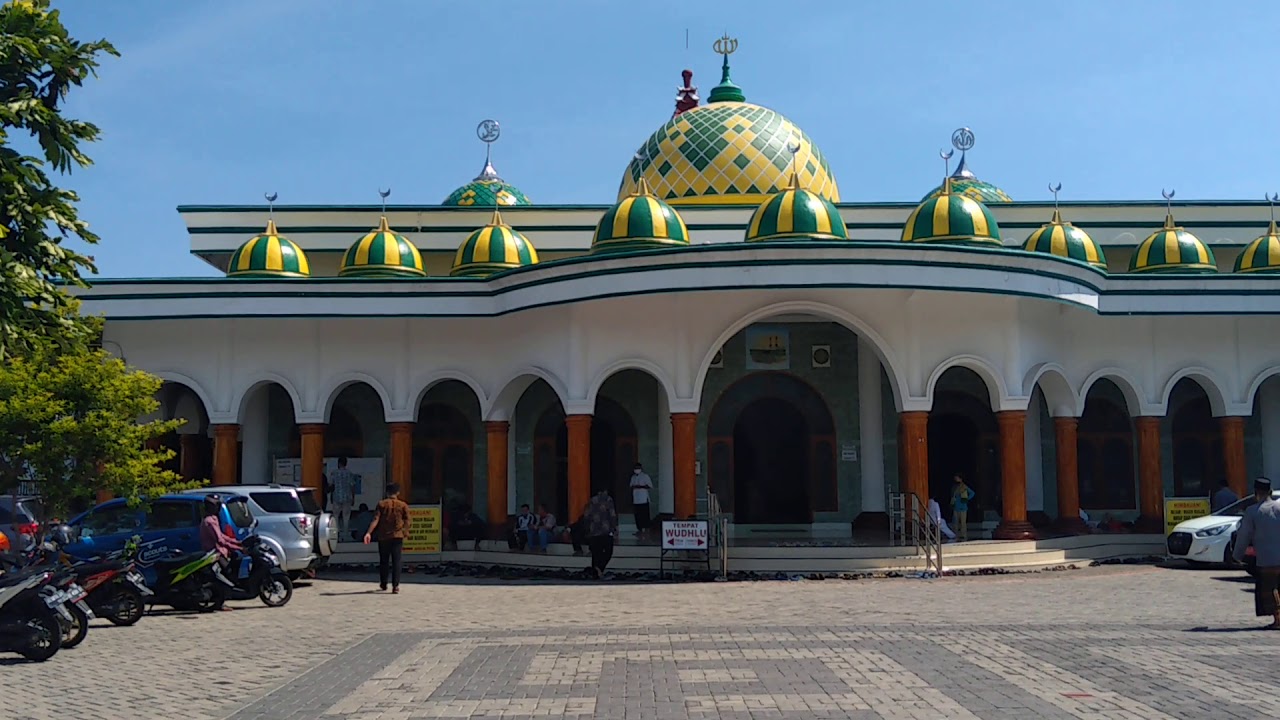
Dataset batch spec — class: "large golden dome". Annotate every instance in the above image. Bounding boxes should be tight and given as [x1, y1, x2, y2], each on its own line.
[617, 55, 839, 206]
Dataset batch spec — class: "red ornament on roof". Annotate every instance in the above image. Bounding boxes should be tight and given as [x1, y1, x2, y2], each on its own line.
[674, 69, 699, 116]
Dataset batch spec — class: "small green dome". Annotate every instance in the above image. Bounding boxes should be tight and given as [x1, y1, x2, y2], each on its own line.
[745, 174, 849, 242]
[442, 160, 531, 207]
[592, 177, 690, 254]
[451, 210, 539, 277]
[340, 216, 426, 278]
[1234, 219, 1280, 274]
[1023, 209, 1107, 271]
[227, 220, 310, 278]
[1128, 213, 1217, 274]
[901, 178, 1002, 246]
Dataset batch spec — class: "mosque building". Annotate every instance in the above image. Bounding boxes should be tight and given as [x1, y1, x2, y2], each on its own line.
[79, 39, 1280, 549]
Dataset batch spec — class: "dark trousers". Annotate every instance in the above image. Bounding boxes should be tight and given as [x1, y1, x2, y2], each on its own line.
[633, 502, 651, 531]
[570, 519, 587, 553]
[378, 538, 403, 589]
[588, 535, 614, 575]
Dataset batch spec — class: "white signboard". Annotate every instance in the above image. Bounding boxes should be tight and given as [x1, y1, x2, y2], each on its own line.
[272, 456, 386, 509]
[661, 520, 709, 550]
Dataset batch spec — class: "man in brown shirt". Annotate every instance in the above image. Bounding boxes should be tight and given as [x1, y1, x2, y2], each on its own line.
[363, 483, 412, 593]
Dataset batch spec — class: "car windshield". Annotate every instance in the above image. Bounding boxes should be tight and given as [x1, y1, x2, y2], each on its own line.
[249, 491, 303, 515]
[225, 499, 254, 528]
[295, 488, 321, 515]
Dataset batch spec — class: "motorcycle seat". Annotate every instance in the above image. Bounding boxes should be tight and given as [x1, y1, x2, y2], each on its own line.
[0, 565, 48, 587]
[72, 560, 124, 577]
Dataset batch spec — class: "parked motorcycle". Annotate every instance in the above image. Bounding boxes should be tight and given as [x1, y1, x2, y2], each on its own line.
[149, 549, 233, 613]
[43, 566, 93, 649]
[58, 534, 152, 626]
[225, 534, 293, 607]
[0, 568, 64, 662]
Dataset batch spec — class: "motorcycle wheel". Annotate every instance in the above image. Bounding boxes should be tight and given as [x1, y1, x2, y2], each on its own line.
[259, 572, 293, 607]
[194, 583, 225, 613]
[18, 607, 62, 662]
[59, 603, 90, 649]
[106, 585, 145, 626]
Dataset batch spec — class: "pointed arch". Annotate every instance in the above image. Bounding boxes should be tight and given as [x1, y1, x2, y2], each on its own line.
[484, 366, 571, 422]
[586, 359, 677, 410]
[1246, 365, 1280, 407]
[319, 372, 393, 423]
[409, 370, 488, 421]
[1160, 367, 1229, 417]
[926, 354, 1009, 411]
[152, 372, 215, 422]
[692, 300, 908, 412]
[1022, 362, 1080, 417]
[232, 373, 305, 424]
[1078, 368, 1146, 418]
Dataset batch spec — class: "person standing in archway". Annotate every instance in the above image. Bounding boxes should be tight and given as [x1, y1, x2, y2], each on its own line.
[630, 463, 653, 538]
[951, 474, 976, 541]
[585, 489, 618, 579]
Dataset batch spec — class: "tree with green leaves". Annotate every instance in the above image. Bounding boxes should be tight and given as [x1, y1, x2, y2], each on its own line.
[0, 0, 117, 360]
[0, 347, 197, 524]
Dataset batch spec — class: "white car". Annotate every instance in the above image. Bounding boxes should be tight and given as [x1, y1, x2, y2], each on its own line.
[1166, 491, 1280, 565]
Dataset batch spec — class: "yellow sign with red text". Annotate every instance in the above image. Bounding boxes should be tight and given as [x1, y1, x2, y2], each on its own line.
[403, 505, 442, 554]
[1164, 498, 1211, 536]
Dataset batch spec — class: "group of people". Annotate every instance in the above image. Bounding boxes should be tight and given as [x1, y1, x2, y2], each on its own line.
[507, 490, 619, 578]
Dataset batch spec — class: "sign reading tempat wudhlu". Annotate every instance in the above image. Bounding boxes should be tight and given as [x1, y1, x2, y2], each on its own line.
[662, 520, 709, 549]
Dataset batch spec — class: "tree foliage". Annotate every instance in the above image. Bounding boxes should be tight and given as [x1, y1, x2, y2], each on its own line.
[0, 0, 117, 360]
[0, 348, 197, 522]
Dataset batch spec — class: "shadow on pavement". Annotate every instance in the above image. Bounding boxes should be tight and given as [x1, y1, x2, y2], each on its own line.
[1185, 625, 1278, 633]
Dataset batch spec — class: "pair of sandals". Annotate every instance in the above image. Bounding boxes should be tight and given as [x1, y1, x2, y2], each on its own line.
[377, 585, 400, 594]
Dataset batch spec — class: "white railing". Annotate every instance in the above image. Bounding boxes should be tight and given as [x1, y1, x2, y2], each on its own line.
[888, 492, 944, 576]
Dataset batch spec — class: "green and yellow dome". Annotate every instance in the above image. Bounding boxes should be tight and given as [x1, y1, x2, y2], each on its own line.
[618, 59, 838, 206]
[339, 216, 425, 278]
[1233, 218, 1280, 274]
[745, 173, 849, 242]
[591, 177, 689, 254]
[1128, 213, 1217, 274]
[901, 178, 1002, 246]
[450, 210, 539, 277]
[1023, 209, 1107, 271]
[442, 160, 531, 207]
[227, 220, 310, 278]
[922, 136, 1011, 203]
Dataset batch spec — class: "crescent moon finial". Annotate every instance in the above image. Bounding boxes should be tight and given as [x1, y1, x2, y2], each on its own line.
[939, 148, 954, 179]
[1049, 183, 1062, 213]
[264, 192, 278, 218]
[378, 188, 391, 214]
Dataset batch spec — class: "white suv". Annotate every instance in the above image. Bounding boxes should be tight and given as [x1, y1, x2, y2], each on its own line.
[1167, 491, 1280, 565]
[182, 485, 336, 578]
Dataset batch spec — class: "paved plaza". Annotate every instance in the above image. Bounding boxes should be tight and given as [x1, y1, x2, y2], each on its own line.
[4, 563, 1280, 719]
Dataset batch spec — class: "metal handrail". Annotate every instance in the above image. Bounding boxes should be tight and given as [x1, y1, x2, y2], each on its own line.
[888, 492, 944, 576]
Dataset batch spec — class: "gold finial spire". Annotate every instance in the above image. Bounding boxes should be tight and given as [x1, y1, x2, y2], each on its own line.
[1049, 182, 1063, 224]
[489, 209, 507, 227]
[1162, 189, 1177, 229]
[785, 137, 802, 191]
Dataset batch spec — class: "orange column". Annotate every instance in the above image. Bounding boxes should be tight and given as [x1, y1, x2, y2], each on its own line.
[299, 424, 326, 507]
[1052, 417, 1087, 533]
[565, 415, 592, 522]
[1220, 416, 1247, 499]
[899, 412, 929, 516]
[485, 421, 510, 532]
[389, 422, 414, 503]
[1134, 416, 1164, 533]
[671, 412, 698, 519]
[993, 410, 1035, 539]
[212, 424, 240, 487]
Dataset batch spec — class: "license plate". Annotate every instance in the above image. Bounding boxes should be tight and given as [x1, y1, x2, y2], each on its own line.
[127, 571, 145, 584]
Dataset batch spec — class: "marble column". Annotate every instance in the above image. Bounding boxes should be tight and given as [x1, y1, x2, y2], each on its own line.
[565, 414, 592, 522]
[993, 410, 1035, 540]
[299, 424, 326, 506]
[388, 422, 414, 502]
[1134, 416, 1164, 533]
[1052, 417, 1087, 533]
[485, 421, 510, 532]
[1219, 416, 1247, 499]
[212, 424, 240, 487]
[671, 412, 698, 519]
[855, 340, 887, 532]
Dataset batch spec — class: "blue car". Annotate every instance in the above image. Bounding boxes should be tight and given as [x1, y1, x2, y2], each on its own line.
[64, 494, 254, 585]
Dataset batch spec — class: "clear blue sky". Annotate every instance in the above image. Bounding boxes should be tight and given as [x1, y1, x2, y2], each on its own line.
[50, 0, 1280, 278]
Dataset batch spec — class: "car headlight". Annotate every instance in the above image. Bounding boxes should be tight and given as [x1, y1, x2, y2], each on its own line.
[1195, 525, 1230, 538]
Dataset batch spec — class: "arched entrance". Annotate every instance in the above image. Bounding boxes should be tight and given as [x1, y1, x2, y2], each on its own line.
[708, 372, 836, 524]
[927, 368, 999, 523]
[412, 404, 472, 507]
[1170, 380, 1219, 497]
[1079, 380, 1136, 510]
[533, 398, 637, 521]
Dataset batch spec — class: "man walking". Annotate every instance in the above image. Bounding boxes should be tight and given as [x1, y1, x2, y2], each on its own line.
[584, 489, 618, 579]
[1234, 477, 1280, 629]
[630, 462, 653, 537]
[328, 456, 357, 535]
[363, 482, 412, 594]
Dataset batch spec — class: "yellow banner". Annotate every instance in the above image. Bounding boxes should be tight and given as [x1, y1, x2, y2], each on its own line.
[1165, 497, 1210, 535]
[403, 505, 442, 554]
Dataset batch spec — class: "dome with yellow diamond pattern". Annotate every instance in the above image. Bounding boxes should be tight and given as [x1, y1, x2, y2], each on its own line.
[443, 158, 531, 207]
[617, 58, 839, 206]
